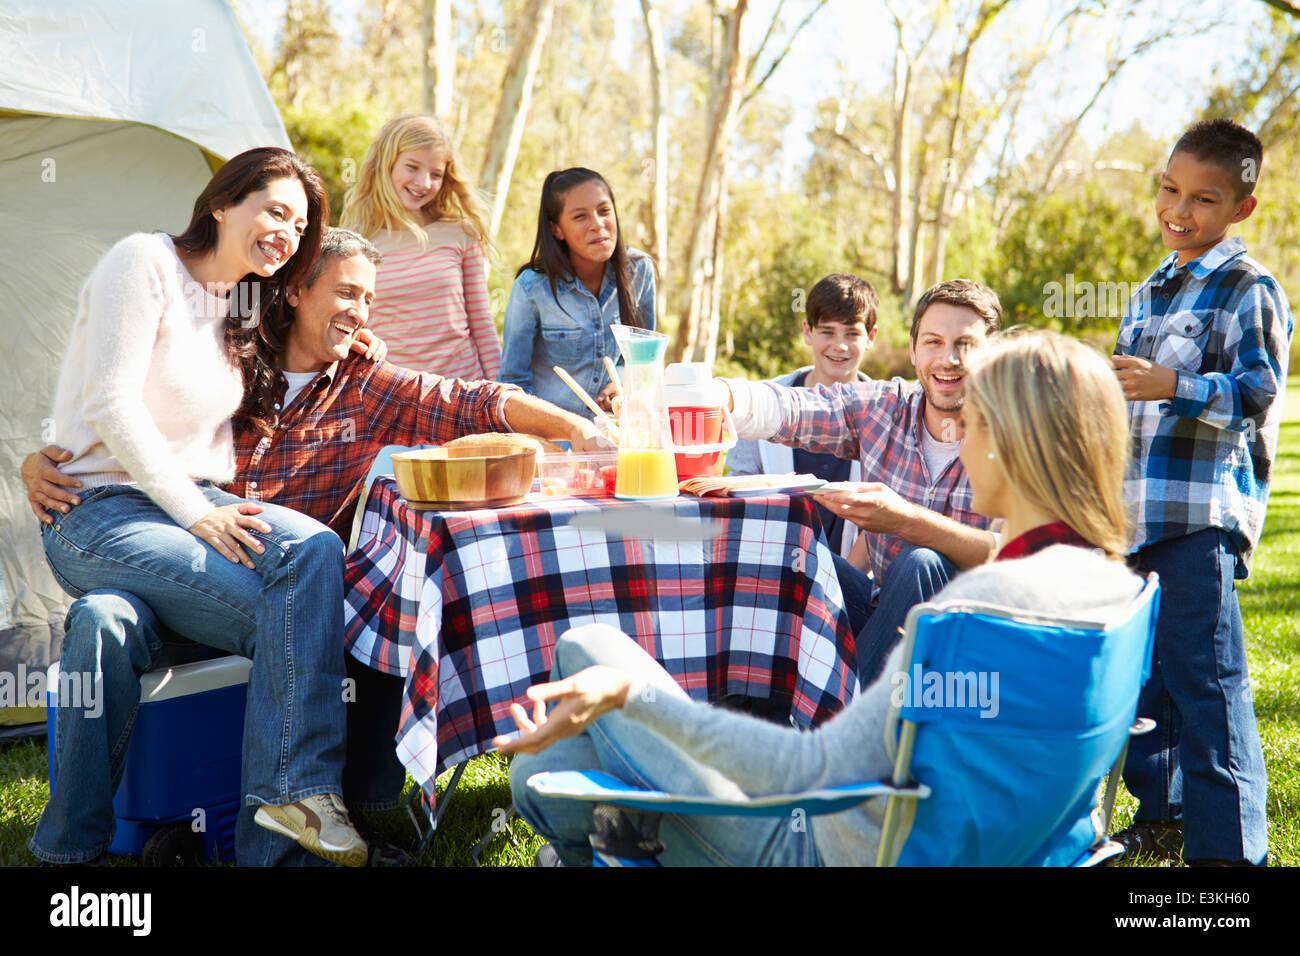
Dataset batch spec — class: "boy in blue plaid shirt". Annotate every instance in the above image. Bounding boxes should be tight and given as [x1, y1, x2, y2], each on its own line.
[1112, 119, 1292, 866]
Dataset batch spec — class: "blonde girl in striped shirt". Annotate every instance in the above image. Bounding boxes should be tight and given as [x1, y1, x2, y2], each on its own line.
[340, 115, 501, 379]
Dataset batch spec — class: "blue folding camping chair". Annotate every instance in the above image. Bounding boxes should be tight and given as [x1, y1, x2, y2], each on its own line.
[527, 573, 1160, 866]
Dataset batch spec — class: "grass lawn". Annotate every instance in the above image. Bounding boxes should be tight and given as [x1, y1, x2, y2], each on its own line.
[3, 377, 1298, 868]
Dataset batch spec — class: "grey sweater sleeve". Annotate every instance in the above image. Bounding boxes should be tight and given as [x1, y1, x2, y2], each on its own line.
[621, 643, 904, 797]
[618, 546, 1142, 798]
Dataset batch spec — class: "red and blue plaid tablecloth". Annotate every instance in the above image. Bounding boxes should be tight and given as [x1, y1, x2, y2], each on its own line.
[343, 478, 858, 805]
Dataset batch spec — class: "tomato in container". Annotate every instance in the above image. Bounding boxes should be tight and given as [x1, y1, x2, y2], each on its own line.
[538, 451, 619, 497]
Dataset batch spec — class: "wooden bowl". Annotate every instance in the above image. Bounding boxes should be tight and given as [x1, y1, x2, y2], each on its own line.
[391, 445, 537, 511]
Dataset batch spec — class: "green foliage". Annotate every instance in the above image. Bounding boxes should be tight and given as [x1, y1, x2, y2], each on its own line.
[716, 187, 878, 380]
[281, 99, 385, 221]
[942, 194, 1000, 288]
[992, 178, 1164, 333]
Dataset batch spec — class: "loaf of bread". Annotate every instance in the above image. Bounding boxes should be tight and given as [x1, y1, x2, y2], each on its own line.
[445, 432, 566, 455]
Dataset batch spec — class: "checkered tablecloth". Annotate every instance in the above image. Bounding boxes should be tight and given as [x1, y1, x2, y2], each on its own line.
[343, 478, 858, 805]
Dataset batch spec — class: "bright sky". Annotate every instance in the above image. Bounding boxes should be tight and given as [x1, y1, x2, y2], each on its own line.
[234, 0, 1272, 184]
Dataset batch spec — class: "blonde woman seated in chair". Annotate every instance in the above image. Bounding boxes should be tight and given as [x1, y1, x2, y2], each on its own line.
[498, 331, 1143, 866]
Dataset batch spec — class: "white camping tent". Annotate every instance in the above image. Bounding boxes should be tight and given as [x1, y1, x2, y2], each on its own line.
[0, 0, 290, 733]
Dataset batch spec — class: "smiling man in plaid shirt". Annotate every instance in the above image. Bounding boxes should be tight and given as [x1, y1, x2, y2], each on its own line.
[1110, 120, 1292, 867]
[720, 279, 1003, 684]
[24, 228, 606, 866]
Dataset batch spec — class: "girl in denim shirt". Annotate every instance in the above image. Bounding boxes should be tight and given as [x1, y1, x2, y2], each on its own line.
[500, 168, 656, 419]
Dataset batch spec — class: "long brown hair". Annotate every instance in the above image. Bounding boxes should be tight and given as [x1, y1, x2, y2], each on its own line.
[171, 147, 329, 437]
[516, 168, 649, 329]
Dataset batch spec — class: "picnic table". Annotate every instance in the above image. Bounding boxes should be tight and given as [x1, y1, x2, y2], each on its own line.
[343, 477, 859, 809]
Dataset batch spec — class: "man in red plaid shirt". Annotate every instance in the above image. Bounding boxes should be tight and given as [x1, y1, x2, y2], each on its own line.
[24, 228, 605, 866]
[720, 279, 1003, 685]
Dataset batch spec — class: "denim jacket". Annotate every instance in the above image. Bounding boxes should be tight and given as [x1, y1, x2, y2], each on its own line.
[499, 251, 656, 419]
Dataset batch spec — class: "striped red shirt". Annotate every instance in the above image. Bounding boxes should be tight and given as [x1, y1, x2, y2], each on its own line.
[367, 220, 501, 380]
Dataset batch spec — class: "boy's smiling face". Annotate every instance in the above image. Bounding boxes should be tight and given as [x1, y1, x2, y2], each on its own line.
[1156, 150, 1257, 266]
[803, 317, 875, 386]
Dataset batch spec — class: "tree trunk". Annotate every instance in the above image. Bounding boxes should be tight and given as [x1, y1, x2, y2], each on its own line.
[639, 0, 669, 324]
[906, 142, 929, 308]
[699, 174, 729, 366]
[670, 0, 746, 364]
[1259, 0, 1300, 16]
[889, 23, 913, 296]
[671, 0, 827, 363]
[421, 0, 455, 121]
[480, 0, 557, 239]
[928, 1, 1011, 291]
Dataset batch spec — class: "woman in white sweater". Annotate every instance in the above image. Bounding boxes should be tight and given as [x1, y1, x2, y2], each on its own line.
[36, 147, 368, 867]
[500, 331, 1144, 865]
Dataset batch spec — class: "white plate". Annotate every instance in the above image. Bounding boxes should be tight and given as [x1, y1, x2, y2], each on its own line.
[727, 476, 827, 497]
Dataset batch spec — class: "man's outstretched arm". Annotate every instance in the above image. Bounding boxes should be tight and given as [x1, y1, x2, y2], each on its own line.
[816, 482, 995, 570]
[501, 393, 615, 452]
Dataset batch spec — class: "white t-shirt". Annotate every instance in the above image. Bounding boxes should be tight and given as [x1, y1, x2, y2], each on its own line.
[920, 424, 961, 481]
[280, 370, 319, 411]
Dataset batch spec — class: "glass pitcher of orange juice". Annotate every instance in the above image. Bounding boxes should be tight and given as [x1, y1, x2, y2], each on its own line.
[610, 325, 678, 500]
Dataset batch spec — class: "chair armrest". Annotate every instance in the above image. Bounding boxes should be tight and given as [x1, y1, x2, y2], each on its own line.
[1078, 838, 1127, 867]
[526, 770, 929, 818]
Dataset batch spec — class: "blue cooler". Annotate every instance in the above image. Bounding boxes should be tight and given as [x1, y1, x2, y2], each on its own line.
[46, 653, 251, 863]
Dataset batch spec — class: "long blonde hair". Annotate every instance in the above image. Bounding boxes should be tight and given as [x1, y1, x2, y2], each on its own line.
[964, 331, 1131, 559]
[340, 114, 492, 250]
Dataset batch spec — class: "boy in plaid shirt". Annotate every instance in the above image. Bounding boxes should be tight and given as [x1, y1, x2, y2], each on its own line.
[1112, 119, 1292, 866]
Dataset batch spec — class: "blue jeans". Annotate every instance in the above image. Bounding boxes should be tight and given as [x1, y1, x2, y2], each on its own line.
[834, 547, 958, 686]
[342, 652, 407, 812]
[1122, 528, 1269, 864]
[31, 484, 349, 865]
[509, 626, 822, 867]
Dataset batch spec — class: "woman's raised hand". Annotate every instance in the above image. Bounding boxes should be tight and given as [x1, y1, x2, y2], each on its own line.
[351, 327, 388, 363]
[188, 503, 272, 569]
[492, 665, 633, 755]
[596, 379, 620, 413]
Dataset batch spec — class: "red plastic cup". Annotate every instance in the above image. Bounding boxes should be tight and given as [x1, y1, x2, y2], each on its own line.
[668, 405, 725, 479]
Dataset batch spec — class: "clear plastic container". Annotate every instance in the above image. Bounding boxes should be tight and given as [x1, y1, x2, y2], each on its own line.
[538, 451, 619, 497]
[611, 325, 678, 500]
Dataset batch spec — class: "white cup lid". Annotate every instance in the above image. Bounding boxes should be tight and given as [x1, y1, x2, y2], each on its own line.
[664, 362, 715, 406]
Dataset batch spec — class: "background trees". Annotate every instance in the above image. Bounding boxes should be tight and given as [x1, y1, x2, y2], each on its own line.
[233, 0, 1300, 376]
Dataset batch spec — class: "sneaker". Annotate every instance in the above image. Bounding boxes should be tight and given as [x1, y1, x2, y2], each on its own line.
[1111, 821, 1184, 863]
[254, 793, 368, 867]
[353, 815, 413, 867]
[534, 843, 565, 867]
